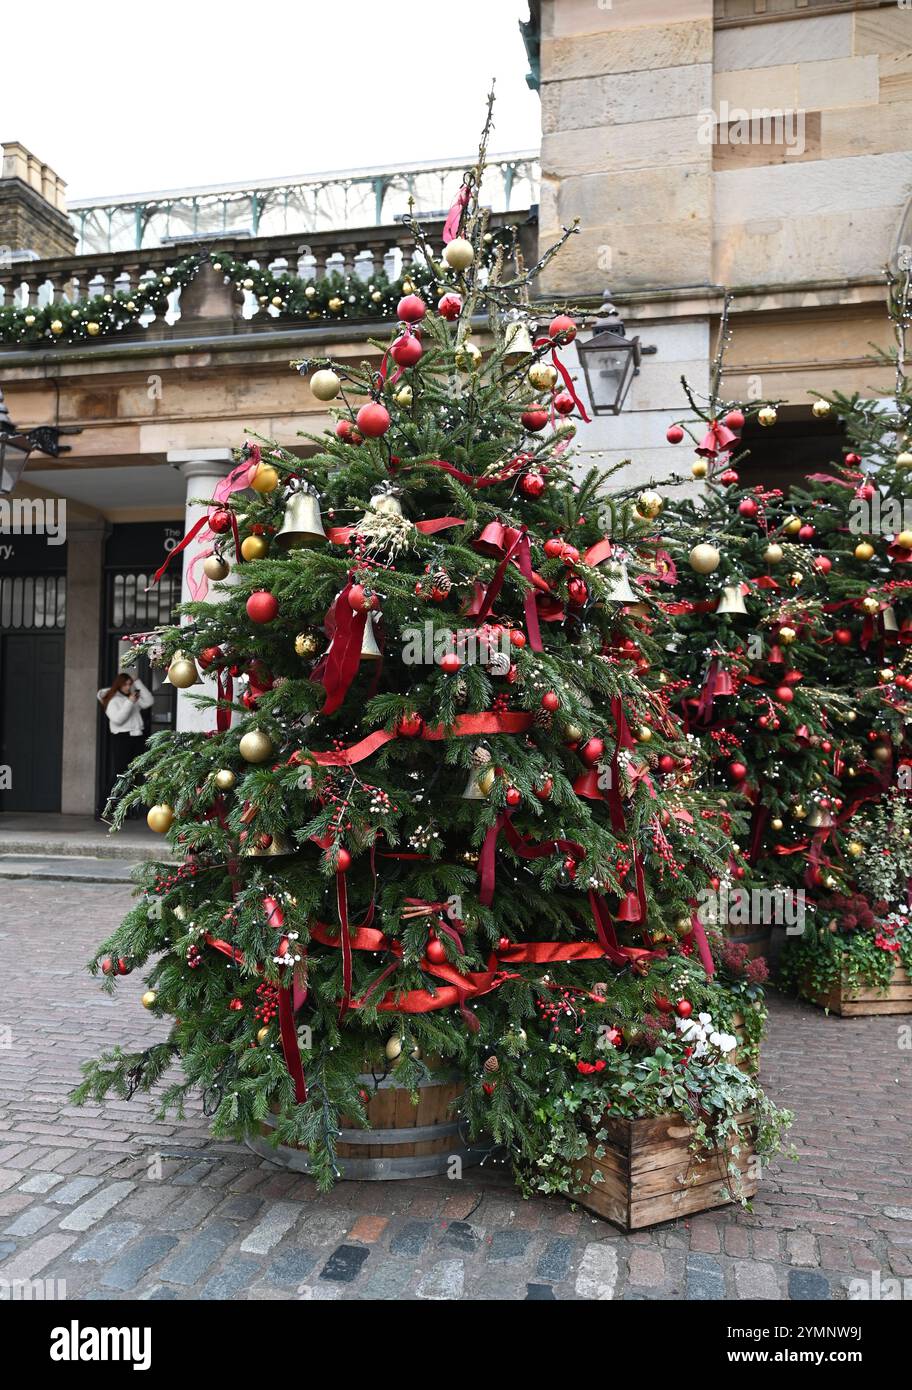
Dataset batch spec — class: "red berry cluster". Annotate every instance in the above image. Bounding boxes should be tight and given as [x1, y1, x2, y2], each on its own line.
[186, 945, 202, 969]
[254, 982, 279, 1024]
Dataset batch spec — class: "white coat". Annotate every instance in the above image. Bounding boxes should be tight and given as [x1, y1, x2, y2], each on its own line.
[98, 679, 154, 736]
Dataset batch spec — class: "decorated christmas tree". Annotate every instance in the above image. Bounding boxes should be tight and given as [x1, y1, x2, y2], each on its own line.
[73, 116, 788, 1200]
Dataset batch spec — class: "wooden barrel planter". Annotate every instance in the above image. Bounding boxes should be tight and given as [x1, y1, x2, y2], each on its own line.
[730, 1010, 760, 1075]
[574, 1111, 758, 1231]
[800, 962, 912, 1017]
[247, 1071, 483, 1180]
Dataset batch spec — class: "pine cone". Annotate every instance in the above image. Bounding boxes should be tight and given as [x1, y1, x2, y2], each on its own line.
[483, 1055, 500, 1073]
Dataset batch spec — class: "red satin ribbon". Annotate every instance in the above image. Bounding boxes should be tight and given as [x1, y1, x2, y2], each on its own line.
[263, 896, 308, 1103]
[313, 582, 369, 715]
[327, 515, 465, 545]
[478, 810, 585, 908]
[297, 710, 535, 769]
[443, 183, 470, 243]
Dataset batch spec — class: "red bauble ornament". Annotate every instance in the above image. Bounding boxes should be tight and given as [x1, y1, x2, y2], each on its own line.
[658, 754, 676, 773]
[246, 591, 279, 623]
[719, 469, 739, 485]
[335, 848, 352, 872]
[534, 777, 553, 801]
[521, 406, 549, 432]
[425, 935, 447, 964]
[242, 691, 258, 711]
[437, 292, 463, 320]
[567, 576, 588, 605]
[653, 993, 672, 1014]
[396, 294, 426, 323]
[348, 583, 376, 612]
[336, 419, 354, 441]
[834, 627, 852, 646]
[845, 452, 861, 465]
[505, 786, 522, 807]
[541, 691, 560, 712]
[228, 998, 243, 1011]
[728, 760, 748, 781]
[102, 956, 130, 976]
[857, 483, 874, 501]
[509, 630, 527, 648]
[666, 424, 684, 444]
[391, 332, 423, 367]
[775, 685, 794, 703]
[580, 737, 604, 765]
[521, 471, 546, 497]
[724, 409, 745, 430]
[798, 524, 815, 541]
[397, 712, 424, 738]
[209, 508, 231, 534]
[356, 402, 391, 437]
[675, 999, 693, 1019]
[738, 498, 758, 517]
[549, 314, 577, 343]
[543, 537, 565, 558]
[814, 555, 832, 574]
[198, 645, 222, 670]
[440, 652, 462, 673]
[552, 390, 575, 416]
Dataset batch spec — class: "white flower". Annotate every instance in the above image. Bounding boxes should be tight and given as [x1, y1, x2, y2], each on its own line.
[698, 1012, 713, 1027]
[710, 1030, 738, 1054]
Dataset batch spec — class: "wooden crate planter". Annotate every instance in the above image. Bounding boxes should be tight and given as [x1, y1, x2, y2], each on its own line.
[248, 1071, 483, 1180]
[575, 1111, 757, 1230]
[801, 961, 912, 1017]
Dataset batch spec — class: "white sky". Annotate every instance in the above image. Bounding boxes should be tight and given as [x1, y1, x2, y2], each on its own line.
[3, 1, 540, 199]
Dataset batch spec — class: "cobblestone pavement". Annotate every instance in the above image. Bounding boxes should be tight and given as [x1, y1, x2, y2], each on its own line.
[1, 879, 910, 1301]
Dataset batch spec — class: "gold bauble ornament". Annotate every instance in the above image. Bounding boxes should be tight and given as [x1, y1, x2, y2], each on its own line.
[691, 459, 708, 479]
[879, 668, 896, 684]
[873, 745, 892, 764]
[304, 285, 316, 298]
[455, 340, 482, 372]
[167, 654, 199, 688]
[792, 804, 807, 820]
[757, 405, 777, 427]
[861, 596, 879, 615]
[385, 1036, 404, 1060]
[310, 368, 342, 401]
[854, 541, 875, 561]
[443, 237, 474, 271]
[328, 296, 344, 312]
[250, 464, 279, 494]
[271, 296, 283, 308]
[771, 817, 784, 831]
[811, 399, 832, 419]
[24, 313, 35, 326]
[528, 362, 558, 391]
[637, 489, 663, 520]
[147, 804, 174, 833]
[239, 730, 274, 764]
[86, 321, 101, 336]
[257, 1026, 271, 1045]
[141, 990, 157, 1009]
[294, 632, 318, 657]
[636, 725, 653, 743]
[371, 291, 382, 303]
[126, 300, 136, 311]
[764, 543, 784, 565]
[214, 769, 237, 791]
[847, 840, 863, 857]
[50, 320, 64, 335]
[779, 625, 796, 644]
[897, 530, 912, 549]
[203, 554, 230, 581]
[564, 722, 584, 743]
[394, 385, 413, 408]
[401, 279, 415, 294]
[242, 277, 255, 290]
[896, 451, 912, 468]
[241, 534, 269, 561]
[674, 916, 692, 937]
[688, 543, 721, 574]
[782, 516, 802, 536]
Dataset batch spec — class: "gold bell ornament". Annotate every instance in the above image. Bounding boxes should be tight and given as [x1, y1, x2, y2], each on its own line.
[166, 652, 200, 688]
[805, 804, 835, 830]
[882, 604, 899, 632]
[275, 487, 327, 550]
[604, 560, 639, 604]
[503, 319, 534, 364]
[244, 830, 296, 857]
[359, 612, 382, 662]
[715, 585, 748, 616]
[462, 765, 496, 800]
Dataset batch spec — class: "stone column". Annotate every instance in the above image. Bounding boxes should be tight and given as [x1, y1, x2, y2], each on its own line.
[168, 449, 236, 733]
[60, 517, 107, 814]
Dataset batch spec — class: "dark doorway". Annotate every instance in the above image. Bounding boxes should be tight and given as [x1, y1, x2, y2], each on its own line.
[735, 405, 847, 493]
[0, 631, 65, 811]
